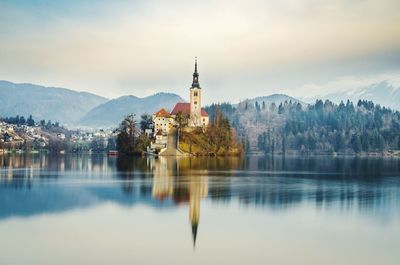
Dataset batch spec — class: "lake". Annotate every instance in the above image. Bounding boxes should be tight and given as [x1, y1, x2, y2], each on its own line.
[0, 154, 399, 265]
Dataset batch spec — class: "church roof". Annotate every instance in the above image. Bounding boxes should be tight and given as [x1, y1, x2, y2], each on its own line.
[154, 108, 171, 118]
[170, 103, 209, 117]
[191, 57, 200, 89]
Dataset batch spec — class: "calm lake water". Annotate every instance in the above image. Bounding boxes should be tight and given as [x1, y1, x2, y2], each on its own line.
[0, 154, 399, 265]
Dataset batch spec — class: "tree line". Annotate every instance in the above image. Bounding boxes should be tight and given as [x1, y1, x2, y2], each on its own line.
[1, 115, 35, 126]
[0, 114, 61, 129]
[206, 99, 400, 154]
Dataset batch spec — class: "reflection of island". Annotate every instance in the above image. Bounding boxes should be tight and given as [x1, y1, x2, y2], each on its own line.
[0, 154, 398, 229]
[151, 157, 208, 246]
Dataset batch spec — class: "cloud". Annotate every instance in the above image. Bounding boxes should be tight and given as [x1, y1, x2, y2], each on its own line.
[0, 0, 400, 103]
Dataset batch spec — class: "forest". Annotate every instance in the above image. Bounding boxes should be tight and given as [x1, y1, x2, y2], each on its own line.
[205, 99, 400, 154]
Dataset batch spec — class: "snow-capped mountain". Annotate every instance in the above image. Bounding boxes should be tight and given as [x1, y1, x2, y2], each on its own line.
[306, 79, 400, 110]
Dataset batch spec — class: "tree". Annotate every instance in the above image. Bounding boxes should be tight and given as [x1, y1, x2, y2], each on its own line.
[107, 137, 117, 151]
[245, 137, 250, 153]
[398, 136, 400, 150]
[207, 109, 233, 154]
[46, 120, 52, 129]
[270, 103, 277, 112]
[117, 113, 139, 154]
[140, 113, 152, 132]
[19, 116, 26, 125]
[257, 132, 267, 153]
[351, 134, 362, 153]
[278, 103, 284, 114]
[175, 111, 189, 131]
[27, 115, 35, 126]
[136, 134, 151, 153]
[271, 138, 275, 154]
[307, 133, 316, 151]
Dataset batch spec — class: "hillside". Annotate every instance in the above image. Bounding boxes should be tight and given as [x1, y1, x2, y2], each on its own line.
[0, 80, 108, 125]
[208, 99, 400, 154]
[79, 92, 185, 128]
[179, 130, 242, 156]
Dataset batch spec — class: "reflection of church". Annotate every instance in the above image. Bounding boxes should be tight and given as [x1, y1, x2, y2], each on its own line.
[150, 157, 208, 246]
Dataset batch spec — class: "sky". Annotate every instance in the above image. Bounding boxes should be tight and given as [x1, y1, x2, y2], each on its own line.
[1, 0, 400, 104]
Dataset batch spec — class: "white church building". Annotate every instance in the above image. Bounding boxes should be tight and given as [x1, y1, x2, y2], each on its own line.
[152, 58, 209, 138]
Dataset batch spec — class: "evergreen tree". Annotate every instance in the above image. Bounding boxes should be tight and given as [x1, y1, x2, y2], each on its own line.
[278, 103, 284, 114]
[27, 115, 35, 126]
[398, 136, 400, 150]
[351, 134, 362, 153]
[282, 134, 286, 154]
[19, 116, 26, 125]
[140, 113, 152, 132]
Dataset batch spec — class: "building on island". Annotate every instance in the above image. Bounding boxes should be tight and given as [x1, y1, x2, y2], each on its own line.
[170, 58, 209, 127]
[152, 108, 174, 134]
[151, 58, 209, 147]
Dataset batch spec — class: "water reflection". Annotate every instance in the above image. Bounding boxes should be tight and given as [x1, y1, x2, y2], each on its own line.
[0, 154, 400, 244]
[149, 157, 208, 245]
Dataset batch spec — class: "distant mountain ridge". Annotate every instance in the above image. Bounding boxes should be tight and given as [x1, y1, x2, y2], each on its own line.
[246, 93, 306, 106]
[3, 78, 399, 130]
[79, 92, 185, 127]
[0, 80, 108, 125]
[310, 80, 400, 110]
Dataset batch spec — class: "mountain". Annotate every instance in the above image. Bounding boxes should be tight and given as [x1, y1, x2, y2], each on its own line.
[314, 81, 400, 110]
[79, 92, 185, 127]
[245, 94, 306, 106]
[0, 80, 108, 125]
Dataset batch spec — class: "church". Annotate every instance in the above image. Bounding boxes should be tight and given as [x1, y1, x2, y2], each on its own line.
[152, 58, 209, 136]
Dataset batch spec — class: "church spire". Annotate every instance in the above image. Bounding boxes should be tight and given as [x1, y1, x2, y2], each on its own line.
[191, 57, 200, 89]
[192, 222, 198, 248]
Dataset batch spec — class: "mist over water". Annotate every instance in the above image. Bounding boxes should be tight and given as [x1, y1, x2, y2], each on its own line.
[0, 154, 399, 265]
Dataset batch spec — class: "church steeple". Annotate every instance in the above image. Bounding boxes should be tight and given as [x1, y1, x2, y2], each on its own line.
[192, 222, 198, 247]
[191, 57, 200, 89]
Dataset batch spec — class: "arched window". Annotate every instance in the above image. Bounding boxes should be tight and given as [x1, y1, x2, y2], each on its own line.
[194, 91, 198, 96]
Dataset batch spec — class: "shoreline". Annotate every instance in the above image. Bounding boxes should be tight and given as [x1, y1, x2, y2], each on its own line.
[1, 149, 399, 158]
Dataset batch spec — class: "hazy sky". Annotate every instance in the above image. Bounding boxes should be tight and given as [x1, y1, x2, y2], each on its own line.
[1, 0, 400, 104]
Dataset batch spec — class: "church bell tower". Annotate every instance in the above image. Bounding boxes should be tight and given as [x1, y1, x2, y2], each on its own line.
[189, 58, 202, 127]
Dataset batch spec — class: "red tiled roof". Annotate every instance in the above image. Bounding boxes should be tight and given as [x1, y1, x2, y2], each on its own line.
[154, 108, 171, 118]
[170, 102, 209, 117]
